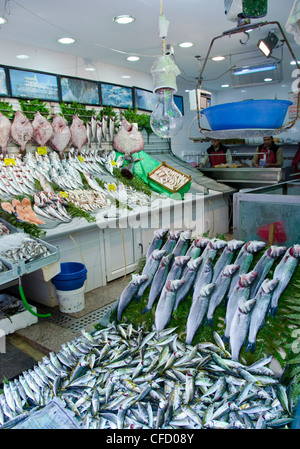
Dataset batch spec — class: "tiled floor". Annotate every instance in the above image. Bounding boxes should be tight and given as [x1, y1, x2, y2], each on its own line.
[0, 276, 129, 386]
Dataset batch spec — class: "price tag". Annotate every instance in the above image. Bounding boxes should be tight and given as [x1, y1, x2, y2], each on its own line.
[78, 156, 84, 162]
[60, 191, 68, 199]
[108, 184, 116, 192]
[111, 160, 117, 166]
[4, 158, 15, 166]
[37, 146, 47, 155]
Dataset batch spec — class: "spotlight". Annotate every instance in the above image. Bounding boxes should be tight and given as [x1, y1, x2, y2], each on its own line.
[257, 32, 278, 57]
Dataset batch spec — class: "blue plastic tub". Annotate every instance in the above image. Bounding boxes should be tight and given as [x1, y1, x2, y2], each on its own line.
[201, 99, 292, 130]
[51, 262, 87, 291]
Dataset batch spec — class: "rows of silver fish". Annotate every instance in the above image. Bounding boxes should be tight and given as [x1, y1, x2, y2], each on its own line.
[0, 325, 295, 429]
[116, 229, 300, 363]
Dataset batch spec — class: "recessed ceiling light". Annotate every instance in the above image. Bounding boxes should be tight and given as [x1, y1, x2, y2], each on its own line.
[264, 78, 272, 82]
[16, 54, 29, 59]
[58, 37, 75, 44]
[127, 56, 140, 61]
[85, 67, 96, 71]
[121, 75, 131, 79]
[179, 42, 194, 48]
[221, 84, 229, 87]
[113, 15, 135, 24]
[0, 17, 7, 25]
[212, 56, 225, 61]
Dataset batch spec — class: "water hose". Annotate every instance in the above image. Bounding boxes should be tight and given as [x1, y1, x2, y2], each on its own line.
[19, 277, 51, 318]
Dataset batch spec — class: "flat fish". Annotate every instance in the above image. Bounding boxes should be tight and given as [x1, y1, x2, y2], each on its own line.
[70, 115, 88, 154]
[113, 119, 144, 158]
[0, 112, 11, 157]
[32, 111, 53, 147]
[49, 114, 71, 159]
[11, 111, 33, 156]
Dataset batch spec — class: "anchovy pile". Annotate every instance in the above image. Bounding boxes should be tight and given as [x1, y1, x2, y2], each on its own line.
[0, 326, 295, 429]
[0, 235, 51, 263]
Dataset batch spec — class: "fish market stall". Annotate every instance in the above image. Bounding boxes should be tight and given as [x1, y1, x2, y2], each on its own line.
[233, 180, 300, 246]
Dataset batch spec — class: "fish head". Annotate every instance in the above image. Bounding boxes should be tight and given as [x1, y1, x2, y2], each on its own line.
[223, 264, 240, 277]
[161, 253, 174, 266]
[227, 240, 245, 251]
[187, 257, 202, 270]
[174, 256, 191, 266]
[246, 240, 267, 254]
[290, 244, 300, 259]
[239, 270, 258, 287]
[200, 282, 215, 297]
[154, 228, 169, 239]
[211, 239, 227, 250]
[180, 230, 192, 241]
[261, 278, 279, 294]
[169, 230, 183, 240]
[238, 298, 256, 314]
[151, 249, 166, 260]
[267, 245, 287, 258]
[167, 279, 185, 292]
[193, 237, 210, 248]
[132, 274, 149, 285]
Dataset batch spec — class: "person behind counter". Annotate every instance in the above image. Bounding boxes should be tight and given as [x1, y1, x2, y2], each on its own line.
[198, 139, 232, 168]
[252, 136, 283, 168]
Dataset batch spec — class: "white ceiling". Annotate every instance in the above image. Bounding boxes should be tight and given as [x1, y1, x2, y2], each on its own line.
[0, 0, 299, 91]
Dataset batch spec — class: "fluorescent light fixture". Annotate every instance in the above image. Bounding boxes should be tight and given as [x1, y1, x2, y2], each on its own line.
[0, 17, 7, 24]
[127, 56, 140, 61]
[179, 42, 194, 48]
[113, 15, 135, 24]
[121, 75, 131, 79]
[212, 56, 225, 61]
[264, 77, 272, 82]
[85, 67, 95, 71]
[58, 37, 75, 44]
[16, 54, 29, 59]
[221, 84, 229, 87]
[257, 32, 278, 57]
[233, 62, 277, 75]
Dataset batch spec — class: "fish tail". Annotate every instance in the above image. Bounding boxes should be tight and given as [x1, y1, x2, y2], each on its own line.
[246, 341, 256, 353]
[141, 306, 150, 314]
[222, 334, 229, 344]
[134, 294, 142, 303]
[206, 318, 213, 328]
[270, 306, 278, 316]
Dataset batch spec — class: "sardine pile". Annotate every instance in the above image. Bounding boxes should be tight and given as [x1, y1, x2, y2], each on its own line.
[67, 189, 110, 212]
[0, 325, 295, 429]
[0, 234, 51, 263]
[149, 164, 190, 192]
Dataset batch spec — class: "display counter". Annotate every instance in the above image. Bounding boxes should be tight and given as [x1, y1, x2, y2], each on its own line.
[21, 189, 230, 307]
[198, 166, 295, 189]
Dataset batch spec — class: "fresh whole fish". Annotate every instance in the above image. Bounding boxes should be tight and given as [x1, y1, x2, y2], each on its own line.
[223, 271, 258, 342]
[113, 119, 144, 160]
[161, 230, 182, 255]
[134, 249, 166, 303]
[155, 279, 185, 331]
[250, 245, 287, 298]
[173, 257, 202, 311]
[185, 283, 215, 345]
[229, 298, 257, 361]
[246, 278, 279, 353]
[142, 253, 174, 314]
[49, 114, 71, 159]
[186, 237, 210, 260]
[172, 230, 192, 257]
[165, 255, 190, 283]
[206, 264, 240, 327]
[212, 240, 244, 283]
[270, 245, 300, 316]
[146, 228, 169, 260]
[192, 258, 214, 301]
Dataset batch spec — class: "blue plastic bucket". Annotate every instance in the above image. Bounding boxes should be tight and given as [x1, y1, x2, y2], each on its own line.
[51, 262, 87, 291]
[201, 99, 292, 130]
